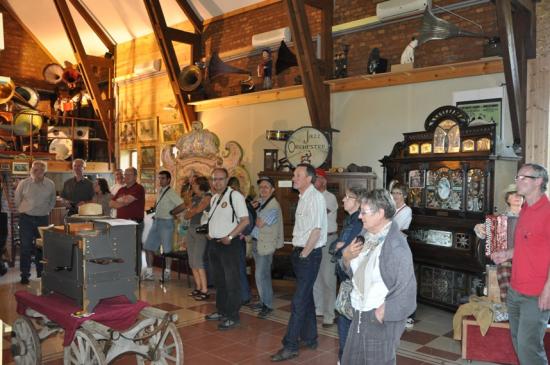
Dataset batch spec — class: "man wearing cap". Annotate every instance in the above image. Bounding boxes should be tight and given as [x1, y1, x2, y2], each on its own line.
[272, 163, 327, 362]
[250, 176, 284, 318]
[313, 168, 339, 327]
[492, 163, 550, 365]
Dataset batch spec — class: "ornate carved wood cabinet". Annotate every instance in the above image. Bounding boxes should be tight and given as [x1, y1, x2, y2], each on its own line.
[380, 106, 519, 310]
[258, 171, 377, 241]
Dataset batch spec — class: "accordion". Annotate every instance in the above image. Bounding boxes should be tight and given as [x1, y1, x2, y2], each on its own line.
[484, 215, 508, 257]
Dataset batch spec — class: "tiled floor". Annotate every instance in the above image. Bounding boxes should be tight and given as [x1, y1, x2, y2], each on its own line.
[1, 267, 501, 364]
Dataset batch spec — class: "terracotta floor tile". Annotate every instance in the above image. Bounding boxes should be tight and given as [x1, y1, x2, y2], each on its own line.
[187, 302, 217, 314]
[400, 329, 439, 345]
[152, 302, 183, 311]
[395, 354, 429, 364]
[297, 351, 339, 365]
[183, 333, 238, 352]
[185, 351, 234, 365]
[182, 342, 207, 358]
[238, 332, 284, 352]
[416, 345, 462, 361]
[210, 342, 261, 363]
[315, 334, 339, 352]
[239, 352, 300, 365]
[178, 325, 212, 341]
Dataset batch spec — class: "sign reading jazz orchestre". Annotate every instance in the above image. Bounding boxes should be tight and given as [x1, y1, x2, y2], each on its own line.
[284, 126, 330, 168]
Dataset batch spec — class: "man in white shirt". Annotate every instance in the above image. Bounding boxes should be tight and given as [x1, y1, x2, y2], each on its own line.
[313, 168, 338, 327]
[272, 163, 327, 362]
[204, 168, 249, 331]
[143, 171, 183, 281]
[14, 161, 56, 285]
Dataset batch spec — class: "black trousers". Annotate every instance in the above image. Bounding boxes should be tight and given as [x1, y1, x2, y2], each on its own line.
[207, 237, 242, 321]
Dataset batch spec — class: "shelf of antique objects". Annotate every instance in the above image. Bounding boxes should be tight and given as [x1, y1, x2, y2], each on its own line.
[324, 57, 503, 92]
[188, 58, 503, 112]
[0, 158, 111, 173]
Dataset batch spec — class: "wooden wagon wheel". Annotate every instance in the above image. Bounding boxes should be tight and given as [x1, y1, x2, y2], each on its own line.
[12, 316, 42, 365]
[135, 322, 183, 364]
[63, 328, 105, 365]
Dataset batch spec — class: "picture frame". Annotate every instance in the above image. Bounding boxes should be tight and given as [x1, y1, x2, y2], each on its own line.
[408, 169, 425, 189]
[137, 118, 157, 142]
[140, 168, 156, 194]
[12, 161, 30, 175]
[456, 98, 502, 137]
[0, 162, 10, 171]
[119, 121, 137, 145]
[263, 149, 278, 171]
[140, 146, 156, 168]
[160, 122, 185, 143]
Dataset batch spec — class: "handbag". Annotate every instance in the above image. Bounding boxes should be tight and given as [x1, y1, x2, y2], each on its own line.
[335, 279, 354, 320]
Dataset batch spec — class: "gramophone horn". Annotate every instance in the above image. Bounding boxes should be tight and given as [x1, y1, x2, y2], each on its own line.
[178, 64, 204, 92]
[14, 86, 40, 109]
[0, 77, 15, 105]
[207, 52, 249, 80]
[43, 63, 64, 84]
[62, 67, 81, 87]
[276, 41, 298, 75]
[417, 6, 491, 46]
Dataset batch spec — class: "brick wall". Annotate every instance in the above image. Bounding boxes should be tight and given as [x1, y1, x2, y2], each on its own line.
[536, 0, 550, 58]
[0, 5, 55, 91]
[202, 0, 499, 97]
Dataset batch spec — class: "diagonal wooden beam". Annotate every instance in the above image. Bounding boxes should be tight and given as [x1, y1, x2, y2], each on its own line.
[284, 0, 331, 131]
[495, 0, 536, 156]
[53, 0, 111, 140]
[174, 0, 203, 34]
[68, 0, 115, 53]
[143, 0, 199, 131]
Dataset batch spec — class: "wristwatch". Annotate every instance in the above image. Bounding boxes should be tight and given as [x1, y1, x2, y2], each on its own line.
[228, 235, 234, 241]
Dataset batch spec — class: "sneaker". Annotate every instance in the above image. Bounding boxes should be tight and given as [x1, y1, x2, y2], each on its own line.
[271, 348, 298, 362]
[249, 302, 264, 311]
[205, 312, 225, 321]
[163, 269, 171, 281]
[405, 317, 415, 330]
[141, 268, 154, 281]
[218, 319, 240, 330]
[258, 306, 273, 319]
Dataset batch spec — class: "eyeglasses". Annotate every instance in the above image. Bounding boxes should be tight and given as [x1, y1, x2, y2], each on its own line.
[391, 191, 403, 195]
[344, 195, 357, 200]
[515, 175, 538, 181]
[359, 208, 376, 216]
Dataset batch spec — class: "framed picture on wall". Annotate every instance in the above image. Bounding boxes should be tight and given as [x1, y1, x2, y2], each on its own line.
[456, 98, 503, 137]
[160, 122, 185, 143]
[119, 121, 137, 145]
[12, 161, 30, 175]
[0, 162, 10, 171]
[140, 169, 155, 182]
[137, 118, 157, 142]
[140, 146, 155, 168]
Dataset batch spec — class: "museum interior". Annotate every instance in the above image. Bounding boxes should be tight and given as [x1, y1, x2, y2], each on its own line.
[0, 0, 549, 364]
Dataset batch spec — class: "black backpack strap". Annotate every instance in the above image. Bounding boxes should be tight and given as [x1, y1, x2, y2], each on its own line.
[228, 190, 237, 223]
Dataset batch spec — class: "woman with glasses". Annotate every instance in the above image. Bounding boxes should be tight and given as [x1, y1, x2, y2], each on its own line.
[341, 189, 416, 365]
[473, 183, 523, 302]
[331, 186, 366, 363]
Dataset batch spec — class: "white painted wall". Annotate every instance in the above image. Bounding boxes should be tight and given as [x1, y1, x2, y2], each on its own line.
[199, 73, 509, 187]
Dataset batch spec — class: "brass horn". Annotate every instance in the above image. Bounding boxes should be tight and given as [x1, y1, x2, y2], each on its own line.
[14, 86, 40, 109]
[276, 41, 298, 75]
[417, 6, 491, 46]
[0, 77, 15, 105]
[43, 63, 64, 84]
[207, 52, 249, 80]
[178, 64, 204, 92]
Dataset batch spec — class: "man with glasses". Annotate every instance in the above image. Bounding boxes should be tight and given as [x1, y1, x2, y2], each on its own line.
[272, 163, 327, 362]
[203, 168, 250, 330]
[492, 163, 550, 365]
[110, 167, 145, 276]
[15, 161, 56, 284]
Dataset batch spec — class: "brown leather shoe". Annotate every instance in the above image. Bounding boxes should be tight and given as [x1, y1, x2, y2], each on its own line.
[271, 348, 298, 362]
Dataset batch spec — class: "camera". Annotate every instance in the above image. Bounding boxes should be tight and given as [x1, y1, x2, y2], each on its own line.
[195, 224, 208, 234]
[146, 207, 155, 215]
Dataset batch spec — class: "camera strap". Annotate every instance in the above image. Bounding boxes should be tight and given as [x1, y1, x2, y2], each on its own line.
[206, 187, 228, 225]
[153, 186, 171, 210]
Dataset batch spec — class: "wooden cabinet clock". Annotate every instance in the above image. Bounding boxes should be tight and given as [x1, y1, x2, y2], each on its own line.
[380, 106, 519, 310]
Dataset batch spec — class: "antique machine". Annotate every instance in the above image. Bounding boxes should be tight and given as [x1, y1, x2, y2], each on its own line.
[380, 106, 519, 310]
[41, 218, 139, 312]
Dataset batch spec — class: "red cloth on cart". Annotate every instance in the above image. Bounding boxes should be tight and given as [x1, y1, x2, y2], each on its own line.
[15, 291, 149, 346]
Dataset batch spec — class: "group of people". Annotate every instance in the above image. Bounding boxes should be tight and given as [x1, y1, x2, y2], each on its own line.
[8, 157, 550, 365]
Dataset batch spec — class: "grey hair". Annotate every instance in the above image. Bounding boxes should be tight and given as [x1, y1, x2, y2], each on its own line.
[360, 189, 396, 219]
[32, 160, 47, 171]
[522, 163, 548, 192]
[72, 158, 86, 168]
[347, 186, 367, 199]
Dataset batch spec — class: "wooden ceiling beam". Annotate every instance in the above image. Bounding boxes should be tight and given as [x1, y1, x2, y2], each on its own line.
[143, 0, 197, 131]
[174, 0, 203, 34]
[284, 0, 331, 131]
[68, 0, 115, 54]
[53, 0, 112, 140]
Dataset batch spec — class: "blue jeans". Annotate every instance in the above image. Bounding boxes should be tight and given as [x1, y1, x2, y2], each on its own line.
[144, 218, 174, 253]
[19, 213, 49, 279]
[507, 287, 550, 365]
[252, 245, 274, 308]
[239, 239, 251, 302]
[282, 247, 322, 352]
[337, 314, 352, 360]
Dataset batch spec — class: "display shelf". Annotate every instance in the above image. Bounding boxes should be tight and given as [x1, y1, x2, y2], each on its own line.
[188, 58, 504, 112]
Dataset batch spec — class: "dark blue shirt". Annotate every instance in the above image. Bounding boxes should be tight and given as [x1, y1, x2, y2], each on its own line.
[332, 210, 363, 280]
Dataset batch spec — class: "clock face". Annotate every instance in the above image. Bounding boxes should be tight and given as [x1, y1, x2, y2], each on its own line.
[284, 127, 330, 168]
